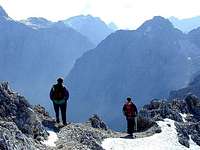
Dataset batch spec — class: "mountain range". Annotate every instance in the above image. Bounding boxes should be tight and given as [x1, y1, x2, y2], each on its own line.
[1, 5, 200, 131]
[63, 15, 116, 45]
[169, 16, 200, 33]
[66, 16, 200, 130]
[0, 6, 94, 110]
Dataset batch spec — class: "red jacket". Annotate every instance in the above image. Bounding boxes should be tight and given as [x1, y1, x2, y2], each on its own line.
[123, 101, 138, 117]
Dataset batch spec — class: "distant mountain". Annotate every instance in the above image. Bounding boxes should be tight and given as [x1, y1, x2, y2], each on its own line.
[20, 17, 53, 29]
[63, 15, 116, 45]
[0, 6, 8, 18]
[170, 72, 200, 100]
[188, 27, 200, 48]
[169, 16, 200, 33]
[108, 22, 118, 31]
[65, 16, 200, 130]
[0, 6, 94, 111]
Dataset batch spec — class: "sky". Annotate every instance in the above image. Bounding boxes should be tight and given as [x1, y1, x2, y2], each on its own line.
[0, 0, 200, 29]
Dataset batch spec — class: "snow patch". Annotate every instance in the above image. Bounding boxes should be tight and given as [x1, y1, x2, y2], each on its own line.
[180, 113, 187, 122]
[102, 119, 200, 150]
[189, 135, 199, 149]
[42, 130, 58, 147]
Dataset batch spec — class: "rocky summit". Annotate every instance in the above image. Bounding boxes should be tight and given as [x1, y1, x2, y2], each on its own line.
[1, 82, 200, 149]
[0, 82, 163, 150]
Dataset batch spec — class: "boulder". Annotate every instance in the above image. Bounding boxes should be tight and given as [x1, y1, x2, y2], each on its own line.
[87, 114, 108, 130]
[0, 82, 48, 140]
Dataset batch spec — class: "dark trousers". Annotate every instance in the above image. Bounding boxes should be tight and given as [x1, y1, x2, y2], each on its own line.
[126, 117, 135, 134]
[53, 102, 67, 124]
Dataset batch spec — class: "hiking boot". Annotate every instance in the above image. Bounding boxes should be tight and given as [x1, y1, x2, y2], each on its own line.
[63, 122, 71, 126]
[129, 133, 133, 136]
[55, 123, 60, 128]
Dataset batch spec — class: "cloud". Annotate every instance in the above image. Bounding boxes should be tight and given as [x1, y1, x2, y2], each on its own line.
[0, 0, 200, 29]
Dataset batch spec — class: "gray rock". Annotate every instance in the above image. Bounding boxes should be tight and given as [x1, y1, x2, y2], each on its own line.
[86, 114, 108, 130]
[140, 100, 184, 122]
[140, 98, 200, 147]
[34, 105, 56, 132]
[185, 94, 200, 119]
[0, 82, 48, 149]
[0, 82, 48, 139]
[175, 122, 190, 148]
[0, 121, 47, 150]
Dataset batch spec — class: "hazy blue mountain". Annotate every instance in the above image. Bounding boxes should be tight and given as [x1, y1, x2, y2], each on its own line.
[0, 6, 94, 111]
[169, 16, 200, 33]
[63, 15, 115, 45]
[20, 17, 53, 29]
[171, 25, 200, 99]
[169, 73, 200, 100]
[108, 22, 118, 31]
[65, 16, 200, 130]
[188, 27, 200, 48]
[0, 6, 8, 18]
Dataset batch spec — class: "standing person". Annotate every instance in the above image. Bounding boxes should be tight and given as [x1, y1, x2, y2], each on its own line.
[123, 97, 138, 135]
[50, 77, 69, 126]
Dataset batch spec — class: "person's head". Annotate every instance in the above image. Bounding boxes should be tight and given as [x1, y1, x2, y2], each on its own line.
[57, 77, 64, 84]
[127, 97, 132, 102]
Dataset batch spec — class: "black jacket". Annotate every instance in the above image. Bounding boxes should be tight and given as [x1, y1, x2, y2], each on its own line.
[50, 84, 69, 101]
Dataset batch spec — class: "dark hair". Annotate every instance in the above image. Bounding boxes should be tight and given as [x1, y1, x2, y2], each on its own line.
[57, 77, 64, 83]
[127, 97, 131, 101]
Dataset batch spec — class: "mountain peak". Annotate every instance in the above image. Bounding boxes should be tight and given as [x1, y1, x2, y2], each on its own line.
[20, 17, 53, 29]
[63, 14, 114, 45]
[26, 17, 51, 23]
[0, 6, 8, 18]
[138, 16, 175, 33]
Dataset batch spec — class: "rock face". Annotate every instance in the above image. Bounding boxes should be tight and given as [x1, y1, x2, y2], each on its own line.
[140, 97, 200, 148]
[170, 73, 200, 100]
[0, 82, 48, 150]
[66, 16, 198, 130]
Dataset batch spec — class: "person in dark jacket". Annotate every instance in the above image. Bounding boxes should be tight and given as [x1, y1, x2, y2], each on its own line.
[123, 97, 138, 135]
[50, 77, 69, 125]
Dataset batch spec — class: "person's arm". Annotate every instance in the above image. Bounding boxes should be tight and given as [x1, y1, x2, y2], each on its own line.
[64, 87, 69, 101]
[50, 86, 54, 100]
[133, 104, 138, 115]
[123, 104, 127, 116]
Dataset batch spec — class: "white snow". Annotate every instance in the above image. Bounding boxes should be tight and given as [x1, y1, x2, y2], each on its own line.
[180, 113, 187, 122]
[102, 119, 200, 150]
[189, 135, 200, 150]
[41, 130, 58, 147]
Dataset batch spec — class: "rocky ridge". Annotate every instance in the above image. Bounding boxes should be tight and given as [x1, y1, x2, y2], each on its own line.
[140, 95, 200, 148]
[0, 82, 48, 150]
[0, 82, 162, 150]
[1, 82, 200, 149]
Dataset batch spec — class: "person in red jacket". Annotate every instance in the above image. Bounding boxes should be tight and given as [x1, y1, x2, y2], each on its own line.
[50, 77, 69, 126]
[123, 97, 138, 135]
